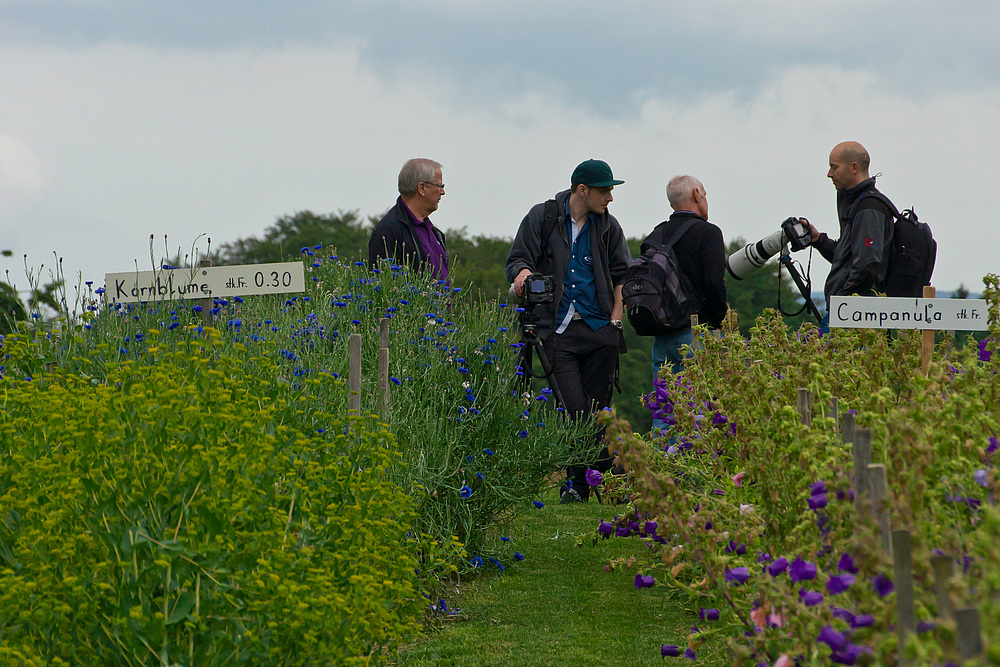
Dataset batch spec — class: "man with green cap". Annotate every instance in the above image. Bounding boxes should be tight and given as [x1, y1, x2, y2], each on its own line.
[505, 159, 632, 502]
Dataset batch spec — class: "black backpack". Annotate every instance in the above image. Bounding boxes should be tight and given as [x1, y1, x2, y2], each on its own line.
[622, 219, 698, 335]
[849, 191, 936, 298]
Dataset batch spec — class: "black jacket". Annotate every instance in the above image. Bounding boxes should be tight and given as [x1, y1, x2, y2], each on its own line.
[643, 211, 728, 329]
[505, 189, 632, 341]
[814, 178, 894, 306]
[368, 197, 448, 273]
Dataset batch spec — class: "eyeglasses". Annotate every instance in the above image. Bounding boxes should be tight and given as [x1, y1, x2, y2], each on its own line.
[421, 182, 445, 190]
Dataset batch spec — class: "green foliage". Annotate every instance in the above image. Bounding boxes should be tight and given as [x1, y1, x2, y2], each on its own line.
[0, 332, 422, 665]
[217, 210, 374, 266]
[0, 281, 27, 335]
[599, 273, 1000, 665]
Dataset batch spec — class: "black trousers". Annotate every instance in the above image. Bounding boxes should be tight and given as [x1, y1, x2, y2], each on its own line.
[543, 319, 618, 495]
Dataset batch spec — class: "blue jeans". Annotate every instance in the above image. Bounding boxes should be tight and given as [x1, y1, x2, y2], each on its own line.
[650, 328, 692, 433]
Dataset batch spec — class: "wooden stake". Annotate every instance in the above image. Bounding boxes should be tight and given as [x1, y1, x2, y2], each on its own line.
[930, 554, 955, 621]
[921, 285, 935, 373]
[349, 333, 362, 413]
[956, 608, 983, 659]
[377, 318, 391, 417]
[892, 529, 915, 665]
[852, 427, 872, 514]
[796, 388, 812, 426]
[868, 464, 892, 555]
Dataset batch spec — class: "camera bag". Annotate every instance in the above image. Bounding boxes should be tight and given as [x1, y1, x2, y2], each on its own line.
[622, 218, 698, 335]
[849, 191, 936, 298]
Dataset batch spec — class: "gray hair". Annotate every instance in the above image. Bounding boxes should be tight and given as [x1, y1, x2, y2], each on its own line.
[666, 175, 704, 209]
[398, 158, 443, 196]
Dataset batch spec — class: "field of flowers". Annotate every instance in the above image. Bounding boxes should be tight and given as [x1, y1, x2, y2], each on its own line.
[589, 274, 1000, 666]
[0, 252, 594, 665]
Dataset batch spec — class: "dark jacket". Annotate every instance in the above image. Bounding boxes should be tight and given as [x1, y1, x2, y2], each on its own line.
[505, 189, 632, 341]
[814, 178, 894, 306]
[643, 211, 728, 329]
[368, 197, 448, 274]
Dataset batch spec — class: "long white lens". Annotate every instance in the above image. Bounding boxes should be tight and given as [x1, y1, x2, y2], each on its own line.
[726, 229, 786, 280]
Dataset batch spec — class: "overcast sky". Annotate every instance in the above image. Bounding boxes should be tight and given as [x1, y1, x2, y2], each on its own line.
[2, 0, 998, 306]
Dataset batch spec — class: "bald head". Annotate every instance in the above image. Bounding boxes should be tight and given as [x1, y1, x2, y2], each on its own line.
[827, 141, 871, 190]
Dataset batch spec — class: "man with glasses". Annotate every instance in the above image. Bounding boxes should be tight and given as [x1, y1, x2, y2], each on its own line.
[505, 159, 632, 502]
[369, 158, 449, 281]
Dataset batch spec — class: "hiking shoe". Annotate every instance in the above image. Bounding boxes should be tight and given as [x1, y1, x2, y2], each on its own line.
[559, 487, 583, 504]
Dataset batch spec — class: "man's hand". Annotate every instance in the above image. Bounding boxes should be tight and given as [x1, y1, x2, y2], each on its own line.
[512, 268, 533, 298]
[804, 219, 822, 243]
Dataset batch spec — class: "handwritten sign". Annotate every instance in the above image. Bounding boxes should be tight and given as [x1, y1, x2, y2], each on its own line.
[830, 296, 989, 331]
[105, 262, 305, 304]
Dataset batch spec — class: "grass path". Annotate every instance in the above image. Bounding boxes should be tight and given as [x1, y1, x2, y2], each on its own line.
[394, 487, 723, 666]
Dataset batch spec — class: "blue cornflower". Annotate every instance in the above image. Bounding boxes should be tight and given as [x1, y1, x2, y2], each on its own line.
[533, 500, 544, 509]
[460, 485, 472, 498]
[514, 552, 524, 561]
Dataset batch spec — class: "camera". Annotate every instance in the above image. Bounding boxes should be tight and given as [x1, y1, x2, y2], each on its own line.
[522, 273, 555, 306]
[726, 217, 812, 280]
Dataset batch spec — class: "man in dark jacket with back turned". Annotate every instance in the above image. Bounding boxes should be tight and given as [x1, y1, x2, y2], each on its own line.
[505, 159, 632, 502]
[368, 158, 449, 281]
[647, 175, 728, 377]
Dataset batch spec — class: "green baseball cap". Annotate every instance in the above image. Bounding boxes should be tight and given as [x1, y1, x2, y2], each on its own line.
[571, 159, 625, 187]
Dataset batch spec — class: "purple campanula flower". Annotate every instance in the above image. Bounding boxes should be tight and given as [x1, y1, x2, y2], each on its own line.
[974, 469, 989, 487]
[699, 608, 720, 621]
[817, 625, 847, 651]
[514, 552, 524, 561]
[826, 573, 855, 595]
[757, 551, 772, 563]
[988, 436, 999, 455]
[917, 621, 936, 633]
[725, 567, 751, 585]
[831, 643, 870, 664]
[598, 520, 614, 538]
[808, 493, 828, 510]
[725, 540, 747, 555]
[585, 469, 603, 487]
[768, 557, 789, 577]
[799, 589, 824, 606]
[789, 557, 817, 582]
[851, 614, 874, 628]
[837, 553, 859, 574]
[634, 574, 655, 589]
[661, 645, 681, 657]
[810, 480, 827, 495]
[712, 412, 728, 425]
[684, 648, 696, 660]
[616, 525, 631, 538]
[872, 573, 894, 597]
[980, 338, 993, 362]
[644, 521, 658, 535]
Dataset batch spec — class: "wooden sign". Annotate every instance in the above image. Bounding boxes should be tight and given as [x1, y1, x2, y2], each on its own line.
[830, 296, 989, 331]
[105, 262, 305, 304]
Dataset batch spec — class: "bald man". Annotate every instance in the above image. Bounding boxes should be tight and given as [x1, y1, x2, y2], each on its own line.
[807, 141, 895, 312]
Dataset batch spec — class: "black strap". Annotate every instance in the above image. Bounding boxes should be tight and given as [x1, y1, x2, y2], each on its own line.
[540, 199, 560, 245]
[848, 189, 900, 221]
[643, 218, 697, 254]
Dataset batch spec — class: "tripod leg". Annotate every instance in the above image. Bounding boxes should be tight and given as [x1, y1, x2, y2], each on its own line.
[533, 339, 567, 409]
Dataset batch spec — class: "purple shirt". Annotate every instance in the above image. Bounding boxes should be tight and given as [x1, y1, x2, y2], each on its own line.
[403, 201, 449, 282]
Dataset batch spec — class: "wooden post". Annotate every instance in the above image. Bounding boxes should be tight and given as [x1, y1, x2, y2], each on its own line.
[921, 285, 935, 373]
[826, 397, 839, 439]
[930, 555, 955, 621]
[199, 259, 213, 327]
[867, 464, 892, 555]
[377, 318, 391, 417]
[956, 608, 983, 659]
[349, 333, 362, 413]
[852, 427, 872, 514]
[841, 411, 856, 446]
[796, 388, 812, 426]
[689, 314, 700, 352]
[893, 529, 915, 665]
